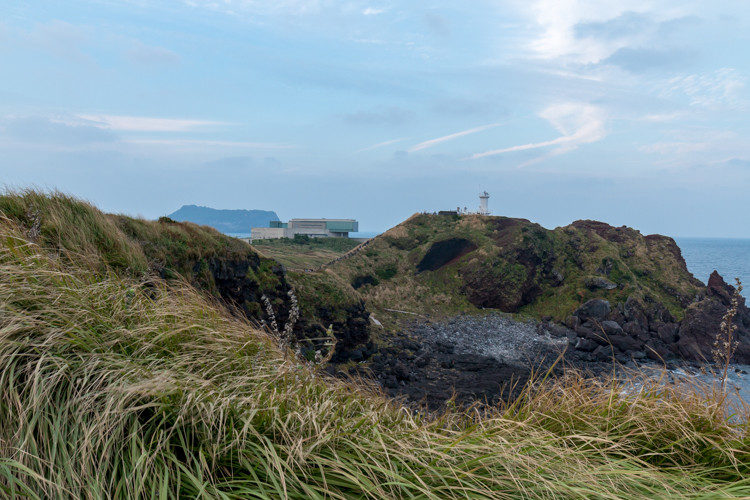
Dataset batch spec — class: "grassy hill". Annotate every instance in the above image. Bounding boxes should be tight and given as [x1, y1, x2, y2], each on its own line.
[0, 191, 369, 361]
[0, 192, 749, 497]
[252, 235, 361, 270]
[328, 212, 704, 324]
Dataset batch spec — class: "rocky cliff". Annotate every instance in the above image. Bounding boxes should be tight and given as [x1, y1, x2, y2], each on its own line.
[328, 212, 749, 364]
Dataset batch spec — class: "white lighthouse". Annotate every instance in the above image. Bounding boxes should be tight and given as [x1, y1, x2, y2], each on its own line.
[478, 191, 490, 215]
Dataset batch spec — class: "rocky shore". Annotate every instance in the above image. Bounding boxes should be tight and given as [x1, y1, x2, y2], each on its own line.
[338, 270, 750, 409]
[561, 270, 750, 364]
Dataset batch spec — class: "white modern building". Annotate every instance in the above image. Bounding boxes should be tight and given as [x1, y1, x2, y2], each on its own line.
[251, 218, 359, 240]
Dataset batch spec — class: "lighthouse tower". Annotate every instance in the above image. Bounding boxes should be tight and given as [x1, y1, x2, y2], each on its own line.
[478, 191, 490, 215]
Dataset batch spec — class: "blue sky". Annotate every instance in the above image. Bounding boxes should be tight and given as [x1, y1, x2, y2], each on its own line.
[1, 0, 750, 237]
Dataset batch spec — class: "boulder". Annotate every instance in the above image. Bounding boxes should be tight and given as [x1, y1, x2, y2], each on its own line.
[601, 320, 624, 336]
[585, 276, 617, 290]
[623, 321, 648, 341]
[575, 299, 611, 322]
[645, 341, 671, 362]
[608, 334, 643, 353]
[592, 345, 615, 361]
[574, 337, 598, 352]
[623, 296, 649, 331]
[657, 323, 678, 344]
[575, 324, 608, 345]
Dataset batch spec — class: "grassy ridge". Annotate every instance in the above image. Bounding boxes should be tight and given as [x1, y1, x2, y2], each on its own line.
[0, 198, 750, 497]
[329, 213, 704, 322]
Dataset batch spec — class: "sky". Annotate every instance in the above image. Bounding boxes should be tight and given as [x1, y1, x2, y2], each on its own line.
[1, 1, 750, 237]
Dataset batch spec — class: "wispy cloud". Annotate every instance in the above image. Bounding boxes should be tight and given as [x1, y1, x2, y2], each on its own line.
[124, 138, 293, 149]
[659, 68, 747, 110]
[355, 138, 406, 153]
[363, 7, 385, 16]
[75, 114, 229, 132]
[523, 0, 689, 66]
[640, 111, 686, 122]
[469, 103, 606, 160]
[408, 123, 500, 153]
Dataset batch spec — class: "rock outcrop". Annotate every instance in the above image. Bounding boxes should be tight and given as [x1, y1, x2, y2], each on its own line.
[677, 271, 750, 362]
[327, 212, 750, 377]
[560, 272, 750, 364]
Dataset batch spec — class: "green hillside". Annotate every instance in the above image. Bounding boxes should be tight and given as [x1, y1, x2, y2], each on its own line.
[329, 212, 704, 323]
[0, 191, 367, 361]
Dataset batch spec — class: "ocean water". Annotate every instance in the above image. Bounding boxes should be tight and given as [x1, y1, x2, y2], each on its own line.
[676, 238, 750, 299]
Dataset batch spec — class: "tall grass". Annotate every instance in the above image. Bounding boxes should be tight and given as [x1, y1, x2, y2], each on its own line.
[1, 212, 749, 498]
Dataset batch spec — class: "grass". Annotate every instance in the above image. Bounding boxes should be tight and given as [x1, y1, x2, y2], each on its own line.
[252, 236, 361, 271]
[1, 198, 750, 497]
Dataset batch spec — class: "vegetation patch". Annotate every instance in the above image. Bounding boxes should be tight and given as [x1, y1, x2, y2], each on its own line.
[252, 236, 361, 270]
[375, 263, 398, 281]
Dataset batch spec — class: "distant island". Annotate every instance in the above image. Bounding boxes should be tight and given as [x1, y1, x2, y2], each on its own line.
[167, 205, 279, 234]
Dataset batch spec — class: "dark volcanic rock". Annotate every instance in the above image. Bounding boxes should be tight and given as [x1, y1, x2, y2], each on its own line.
[601, 320, 624, 335]
[675, 270, 750, 363]
[575, 299, 611, 322]
[360, 331, 531, 409]
[355, 314, 570, 409]
[708, 270, 735, 306]
[608, 334, 643, 353]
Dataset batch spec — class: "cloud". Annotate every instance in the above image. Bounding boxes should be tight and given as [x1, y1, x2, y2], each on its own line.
[640, 141, 711, 156]
[469, 103, 606, 160]
[603, 46, 695, 73]
[363, 7, 385, 16]
[659, 68, 747, 109]
[124, 138, 293, 149]
[75, 114, 229, 132]
[408, 123, 501, 153]
[342, 107, 414, 125]
[640, 111, 685, 122]
[356, 138, 407, 153]
[0, 116, 118, 145]
[574, 11, 653, 40]
[639, 129, 740, 160]
[523, 1, 691, 66]
[126, 41, 181, 66]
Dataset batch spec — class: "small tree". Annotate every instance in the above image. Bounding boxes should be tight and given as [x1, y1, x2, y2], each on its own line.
[713, 278, 743, 391]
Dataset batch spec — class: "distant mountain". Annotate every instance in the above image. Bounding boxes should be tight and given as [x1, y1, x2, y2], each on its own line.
[167, 205, 279, 234]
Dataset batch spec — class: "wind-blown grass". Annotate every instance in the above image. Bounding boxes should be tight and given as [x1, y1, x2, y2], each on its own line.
[0, 213, 749, 498]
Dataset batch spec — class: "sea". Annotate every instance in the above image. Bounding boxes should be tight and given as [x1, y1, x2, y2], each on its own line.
[676, 238, 750, 299]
